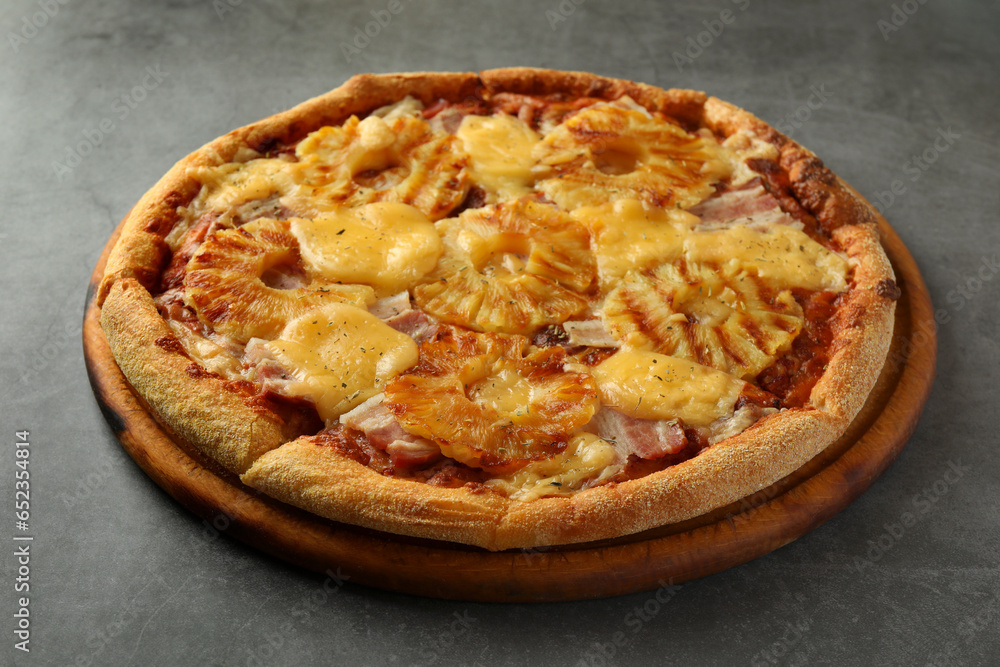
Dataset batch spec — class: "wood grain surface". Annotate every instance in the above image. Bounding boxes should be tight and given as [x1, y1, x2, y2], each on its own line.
[83, 214, 936, 602]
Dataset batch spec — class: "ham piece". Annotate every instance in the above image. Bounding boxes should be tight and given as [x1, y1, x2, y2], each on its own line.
[340, 394, 441, 468]
[563, 319, 618, 348]
[689, 182, 801, 231]
[584, 407, 687, 460]
[369, 292, 438, 342]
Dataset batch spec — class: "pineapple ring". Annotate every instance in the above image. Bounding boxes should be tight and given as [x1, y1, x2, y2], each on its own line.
[184, 218, 375, 342]
[413, 199, 596, 335]
[533, 103, 731, 211]
[286, 114, 470, 221]
[602, 260, 805, 379]
[383, 329, 599, 472]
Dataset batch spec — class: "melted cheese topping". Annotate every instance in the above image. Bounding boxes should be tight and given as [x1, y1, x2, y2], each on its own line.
[570, 199, 699, 288]
[173, 94, 858, 500]
[457, 114, 539, 200]
[290, 202, 442, 296]
[265, 303, 418, 423]
[592, 349, 745, 426]
[189, 159, 295, 216]
[684, 224, 849, 291]
[484, 432, 621, 501]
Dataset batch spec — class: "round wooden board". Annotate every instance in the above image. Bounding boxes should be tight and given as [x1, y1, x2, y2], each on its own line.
[83, 213, 936, 602]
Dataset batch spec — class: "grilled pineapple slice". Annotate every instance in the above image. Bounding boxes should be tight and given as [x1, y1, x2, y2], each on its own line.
[284, 114, 470, 220]
[602, 260, 804, 379]
[185, 114, 469, 223]
[413, 199, 595, 335]
[184, 218, 375, 342]
[533, 102, 731, 211]
[384, 328, 599, 471]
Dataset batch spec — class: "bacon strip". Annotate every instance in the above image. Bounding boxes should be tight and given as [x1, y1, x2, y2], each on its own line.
[369, 291, 412, 319]
[689, 183, 800, 230]
[370, 291, 438, 342]
[584, 408, 687, 460]
[564, 319, 618, 348]
[244, 340, 298, 395]
[161, 212, 219, 291]
[340, 395, 441, 468]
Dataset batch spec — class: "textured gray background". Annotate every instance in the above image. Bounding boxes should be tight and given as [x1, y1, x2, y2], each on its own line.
[2, 0, 998, 665]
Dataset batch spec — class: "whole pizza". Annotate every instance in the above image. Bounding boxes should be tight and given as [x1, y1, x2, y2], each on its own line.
[97, 69, 898, 551]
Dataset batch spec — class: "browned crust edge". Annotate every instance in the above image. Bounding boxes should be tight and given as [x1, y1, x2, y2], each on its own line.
[100, 279, 296, 474]
[100, 68, 898, 551]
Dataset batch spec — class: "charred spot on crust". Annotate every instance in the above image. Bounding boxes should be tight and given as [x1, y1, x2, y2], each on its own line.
[746, 157, 780, 176]
[142, 192, 188, 236]
[746, 157, 828, 242]
[185, 362, 219, 380]
[154, 335, 186, 355]
[249, 135, 283, 156]
[875, 279, 902, 301]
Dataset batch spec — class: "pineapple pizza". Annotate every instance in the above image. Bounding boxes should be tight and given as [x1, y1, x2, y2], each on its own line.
[97, 69, 898, 550]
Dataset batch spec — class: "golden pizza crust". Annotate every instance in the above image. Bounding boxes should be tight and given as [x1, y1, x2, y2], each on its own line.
[240, 408, 839, 551]
[101, 279, 301, 474]
[100, 68, 898, 550]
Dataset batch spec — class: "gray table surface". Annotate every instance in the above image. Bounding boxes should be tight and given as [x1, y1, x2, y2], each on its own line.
[3, 0, 998, 665]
